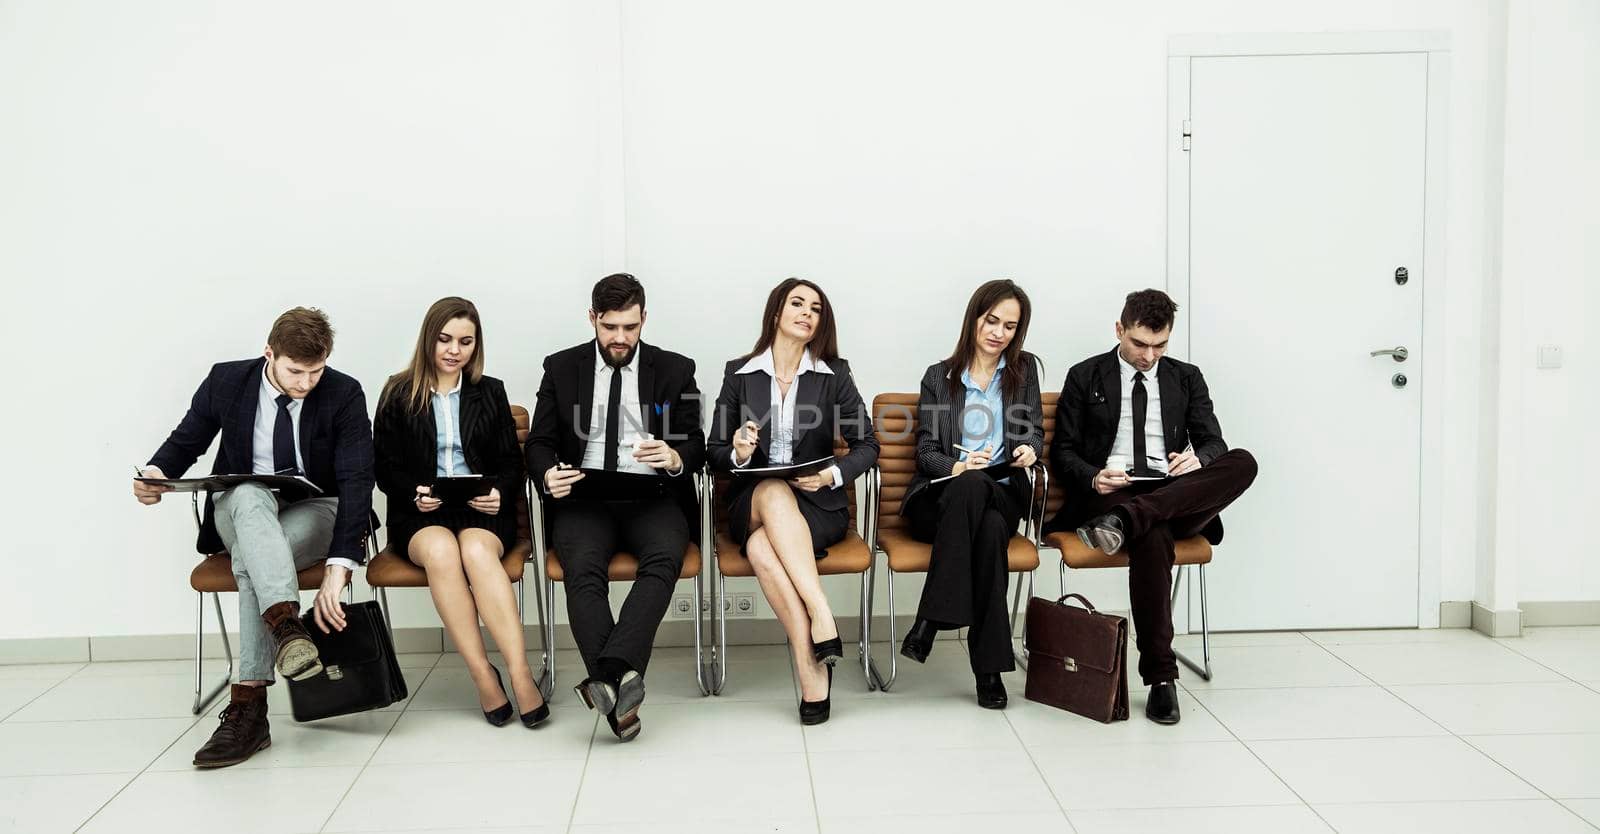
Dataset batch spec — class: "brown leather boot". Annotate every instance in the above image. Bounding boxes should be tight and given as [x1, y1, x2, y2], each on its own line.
[261, 601, 322, 681]
[193, 684, 271, 768]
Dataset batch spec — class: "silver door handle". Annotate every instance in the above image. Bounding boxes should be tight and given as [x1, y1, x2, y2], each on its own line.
[1369, 346, 1409, 362]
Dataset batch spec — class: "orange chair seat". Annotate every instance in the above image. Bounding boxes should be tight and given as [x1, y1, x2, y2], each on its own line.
[191, 554, 327, 593]
[1044, 532, 1212, 570]
[714, 530, 872, 578]
[876, 527, 1040, 573]
[365, 539, 534, 587]
[543, 543, 703, 582]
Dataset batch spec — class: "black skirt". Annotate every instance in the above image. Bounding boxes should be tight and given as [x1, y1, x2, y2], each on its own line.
[387, 504, 517, 559]
[726, 478, 849, 558]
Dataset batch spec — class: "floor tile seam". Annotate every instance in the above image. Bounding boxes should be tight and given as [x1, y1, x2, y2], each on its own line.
[1453, 733, 1581, 807]
[71, 684, 215, 833]
[1, 670, 82, 723]
[999, 696, 1075, 822]
[1489, 639, 1595, 684]
[1185, 676, 1341, 833]
[558, 709, 598, 834]
[315, 662, 444, 833]
[1299, 638, 1384, 688]
[1554, 799, 1600, 834]
[1376, 677, 1535, 740]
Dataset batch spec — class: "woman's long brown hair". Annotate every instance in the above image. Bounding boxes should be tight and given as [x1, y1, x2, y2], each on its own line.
[944, 279, 1031, 401]
[743, 277, 840, 362]
[381, 296, 486, 415]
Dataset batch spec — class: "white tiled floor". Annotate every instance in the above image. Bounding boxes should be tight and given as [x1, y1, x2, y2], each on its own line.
[3, 627, 1600, 833]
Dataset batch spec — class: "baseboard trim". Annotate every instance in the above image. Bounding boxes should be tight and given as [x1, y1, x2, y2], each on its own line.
[1439, 600, 1472, 629]
[1518, 600, 1600, 628]
[1471, 602, 1523, 638]
[0, 637, 90, 665]
[0, 615, 948, 665]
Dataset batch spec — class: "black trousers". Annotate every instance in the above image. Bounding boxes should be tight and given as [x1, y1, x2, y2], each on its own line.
[906, 471, 1026, 675]
[1071, 448, 1258, 685]
[550, 496, 689, 679]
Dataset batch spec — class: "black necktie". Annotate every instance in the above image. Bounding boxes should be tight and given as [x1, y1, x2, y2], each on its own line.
[603, 367, 623, 471]
[1131, 371, 1149, 476]
[273, 394, 299, 475]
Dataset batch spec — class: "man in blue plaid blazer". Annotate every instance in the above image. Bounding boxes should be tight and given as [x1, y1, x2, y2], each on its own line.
[134, 307, 374, 768]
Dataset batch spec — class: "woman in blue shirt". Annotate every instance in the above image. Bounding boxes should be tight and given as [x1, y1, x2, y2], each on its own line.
[897, 280, 1043, 709]
[374, 297, 547, 728]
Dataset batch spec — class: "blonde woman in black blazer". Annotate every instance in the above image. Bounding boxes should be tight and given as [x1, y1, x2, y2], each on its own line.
[708, 278, 878, 725]
[374, 297, 548, 728]
[898, 280, 1042, 710]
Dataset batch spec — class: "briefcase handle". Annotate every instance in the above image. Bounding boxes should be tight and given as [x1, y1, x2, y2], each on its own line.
[1054, 593, 1099, 612]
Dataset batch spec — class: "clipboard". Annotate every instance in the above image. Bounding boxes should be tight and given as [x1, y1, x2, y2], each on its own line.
[731, 456, 837, 479]
[931, 458, 1015, 484]
[135, 473, 323, 499]
[426, 475, 496, 504]
[569, 468, 673, 501]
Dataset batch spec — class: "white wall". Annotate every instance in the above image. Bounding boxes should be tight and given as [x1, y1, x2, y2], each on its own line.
[1497, 0, 1599, 603]
[1, 0, 1585, 645]
[0, 0, 617, 638]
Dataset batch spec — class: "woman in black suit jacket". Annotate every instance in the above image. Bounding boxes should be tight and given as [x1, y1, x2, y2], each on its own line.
[708, 278, 878, 725]
[898, 280, 1042, 709]
[374, 297, 547, 728]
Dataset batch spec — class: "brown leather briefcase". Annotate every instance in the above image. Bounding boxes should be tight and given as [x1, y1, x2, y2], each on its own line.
[1023, 594, 1129, 723]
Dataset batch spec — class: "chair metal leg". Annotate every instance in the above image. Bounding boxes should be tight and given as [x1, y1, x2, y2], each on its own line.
[1171, 564, 1214, 681]
[1011, 569, 1034, 670]
[692, 572, 709, 696]
[377, 587, 395, 645]
[541, 577, 558, 698]
[531, 570, 552, 698]
[712, 565, 729, 695]
[192, 592, 232, 715]
[857, 570, 875, 691]
[867, 566, 898, 692]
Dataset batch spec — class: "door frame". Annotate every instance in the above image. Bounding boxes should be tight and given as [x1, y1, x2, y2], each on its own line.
[1165, 31, 1453, 629]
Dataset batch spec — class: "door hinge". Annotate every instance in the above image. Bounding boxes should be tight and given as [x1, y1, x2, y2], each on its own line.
[1181, 120, 1192, 151]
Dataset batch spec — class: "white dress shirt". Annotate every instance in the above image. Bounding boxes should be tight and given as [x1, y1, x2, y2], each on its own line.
[732, 348, 843, 489]
[1109, 354, 1169, 474]
[580, 344, 682, 476]
[252, 365, 304, 477]
[253, 366, 358, 573]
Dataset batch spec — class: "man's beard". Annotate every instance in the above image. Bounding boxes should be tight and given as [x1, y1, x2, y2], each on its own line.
[603, 342, 638, 369]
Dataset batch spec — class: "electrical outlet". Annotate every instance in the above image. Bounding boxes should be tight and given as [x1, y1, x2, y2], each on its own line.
[669, 594, 695, 619]
[723, 592, 758, 618]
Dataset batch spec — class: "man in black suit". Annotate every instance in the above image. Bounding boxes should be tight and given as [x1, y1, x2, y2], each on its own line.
[133, 307, 375, 766]
[526, 274, 704, 742]
[1046, 289, 1257, 724]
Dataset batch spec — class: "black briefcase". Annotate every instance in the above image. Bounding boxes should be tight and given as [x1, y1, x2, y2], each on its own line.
[285, 601, 407, 722]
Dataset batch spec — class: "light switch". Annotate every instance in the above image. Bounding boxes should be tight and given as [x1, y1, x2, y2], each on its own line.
[1537, 344, 1563, 369]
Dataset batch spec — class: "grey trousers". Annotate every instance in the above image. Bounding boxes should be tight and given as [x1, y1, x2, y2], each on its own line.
[212, 483, 339, 682]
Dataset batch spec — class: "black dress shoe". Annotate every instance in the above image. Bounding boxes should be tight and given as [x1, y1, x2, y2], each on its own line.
[1145, 681, 1181, 725]
[976, 673, 1008, 710]
[483, 666, 514, 727]
[574, 677, 616, 714]
[605, 710, 641, 742]
[799, 665, 833, 726]
[1075, 512, 1127, 555]
[899, 620, 937, 664]
[614, 670, 645, 726]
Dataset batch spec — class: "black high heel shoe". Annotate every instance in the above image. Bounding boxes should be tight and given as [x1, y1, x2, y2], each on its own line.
[483, 666, 514, 727]
[900, 619, 937, 664]
[519, 677, 550, 728]
[798, 664, 833, 726]
[811, 617, 844, 666]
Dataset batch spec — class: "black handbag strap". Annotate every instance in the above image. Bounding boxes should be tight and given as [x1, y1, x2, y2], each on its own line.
[1055, 593, 1097, 611]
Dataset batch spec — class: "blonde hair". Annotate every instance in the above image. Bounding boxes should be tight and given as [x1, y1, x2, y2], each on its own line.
[381, 297, 485, 415]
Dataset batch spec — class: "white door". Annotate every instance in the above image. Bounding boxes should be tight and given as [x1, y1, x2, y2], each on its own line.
[1179, 52, 1428, 629]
